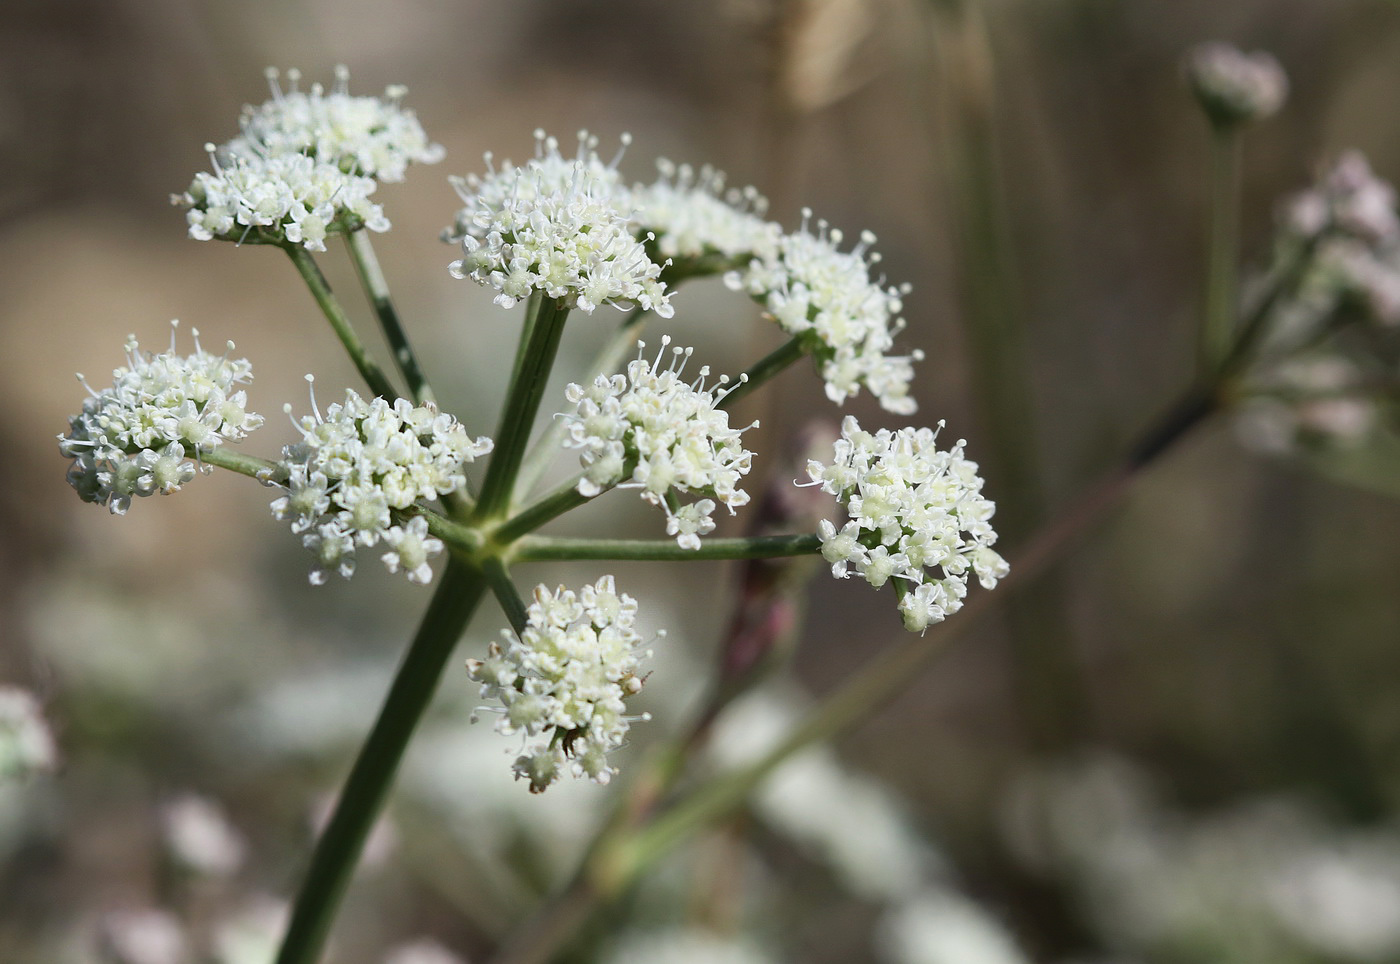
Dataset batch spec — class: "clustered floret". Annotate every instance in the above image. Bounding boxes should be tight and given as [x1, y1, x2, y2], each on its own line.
[1185, 42, 1289, 126]
[447, 130, 673, 316]
[465, 577, 657, 793]
[176, 147, 388, 252]
[59, 324, 263, 514]
[175, 67, 441, 251]
[230, 66, 444, 182]
[0, 686, 57, 781]
[272, 382, 493, 585]
[630, 159, 782, 267]
[725, 211, 923, 414]
[560, 338, 756, 549]
[805, 416, 1008, 633]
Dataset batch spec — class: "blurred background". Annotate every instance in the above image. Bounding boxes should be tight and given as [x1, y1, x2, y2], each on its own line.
[5, 0, 1400, 961]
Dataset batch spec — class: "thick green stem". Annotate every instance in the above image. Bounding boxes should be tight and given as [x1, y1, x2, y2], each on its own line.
[513, 307, 650, 501]
[475, 296, 571, 520]
[346, 231, 435, 405]
[716, 335, 807, 411]
[1202, 124, 1243, 374]
[275, 557, 487, 964]
[513, 533, 822, 563]
[285, 245, 399, 401]
[494, 476, 598, 545]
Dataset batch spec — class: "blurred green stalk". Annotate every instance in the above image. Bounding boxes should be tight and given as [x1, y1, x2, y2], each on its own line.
[928, 0, 1086, 747]
[1202, 124, 1243, 372]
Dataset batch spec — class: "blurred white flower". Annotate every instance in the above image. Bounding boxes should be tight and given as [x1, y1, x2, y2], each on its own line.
[1185, 42, 1288, 125]
[160, 793, 245, 877]
[0, 686, 56, 781]
[97, 909, 187, 964]
[877, 891, 1029, 964]
[384, 938, 467, 964]
[603, 928, 773, 964]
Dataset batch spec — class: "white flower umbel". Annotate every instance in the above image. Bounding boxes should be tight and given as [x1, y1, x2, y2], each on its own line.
[725, 210, 923, 414]
[805, 416, 1008, 633]
[447, 130, 673, 316]
[466, 576, 657, 793]
[630, 159, 782, 269]
[272, 380, 492, 585]
[0, 686, 57, 781]
[228, 66, 444, 183]
[175, 145, 388, 252]
[1283, 152, 1400, 247]
[60, 323, 263, 515]
[560, 337, 757, 549]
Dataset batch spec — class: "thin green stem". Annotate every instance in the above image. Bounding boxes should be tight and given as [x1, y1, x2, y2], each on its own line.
[513, 307, 650, 502]
[481, 555, 529, 636]
[512, 534, 821, 563]
[494, 476, 598, 545]
[475, 296, 571, 520]
[716, 335, 807, 411]
[412, 507, 484, 556]
[275, 557, 486, 964]
[346, 231, 435, 405]
[197, 447, 282, 482]
[1202, 124, 1243, 374]
[285, 245, 399, 401]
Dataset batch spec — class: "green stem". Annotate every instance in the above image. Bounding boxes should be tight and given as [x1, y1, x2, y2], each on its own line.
[197, 447, 282, 482]
[481, 555, 529, 636]
[275, 557, 487, 964]
[513, 307, 650, 502]
[285, 245, 399, 401]
[1202, 123, 1243, 374]
[513, 534, 821, 563]
[346, 231, 435, 405]
[413, 507, 485, 556]
[494, 476, 598, 545]
[716, 335, 807, 411]
[475, 296, 571, 520]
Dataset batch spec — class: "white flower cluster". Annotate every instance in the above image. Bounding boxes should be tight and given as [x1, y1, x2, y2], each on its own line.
[630, 159, 781, 266]
[177, 147, 388, 252]
[560, 338, 756, 549]
[272, 383, 493, 585]
[0, 686, 57, 781]
[726, 211, 923, 414]
[1185, 42, 1288, 125]
[447, 130, 673, 316]
[160, 793, 246, 878]
[805, 416, 1008, 633]
[229, 66, 444, 182]
[1284, 152, 1400, 248]
[60, 324, 263, 515]
[466, 576, 656, 793]
[1236, 353, 1378, 456]
[176, 66, 441, 251]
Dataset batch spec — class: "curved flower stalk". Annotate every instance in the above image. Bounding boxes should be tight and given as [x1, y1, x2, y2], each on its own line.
[466, 577, 658, 793]
[725, 210, 923, 414]
[446, 131, 672, 316]
[59, 323, 263, 514]
[805, 416, 1007, 633]
[559, 337, 757, 549]
[272, 381, 493, 584]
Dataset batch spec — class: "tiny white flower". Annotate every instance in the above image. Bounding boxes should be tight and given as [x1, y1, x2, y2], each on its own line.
[274, 383, 491, 585]
[0, 686, 57, 781]
[806, 416, 1006, 632]
[60, 323, 263, 514]
[560, 338, 757, 548]
[725, 210, 922, 413]
[466, 576, 658, 793]
[446, 130, 673, 317]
